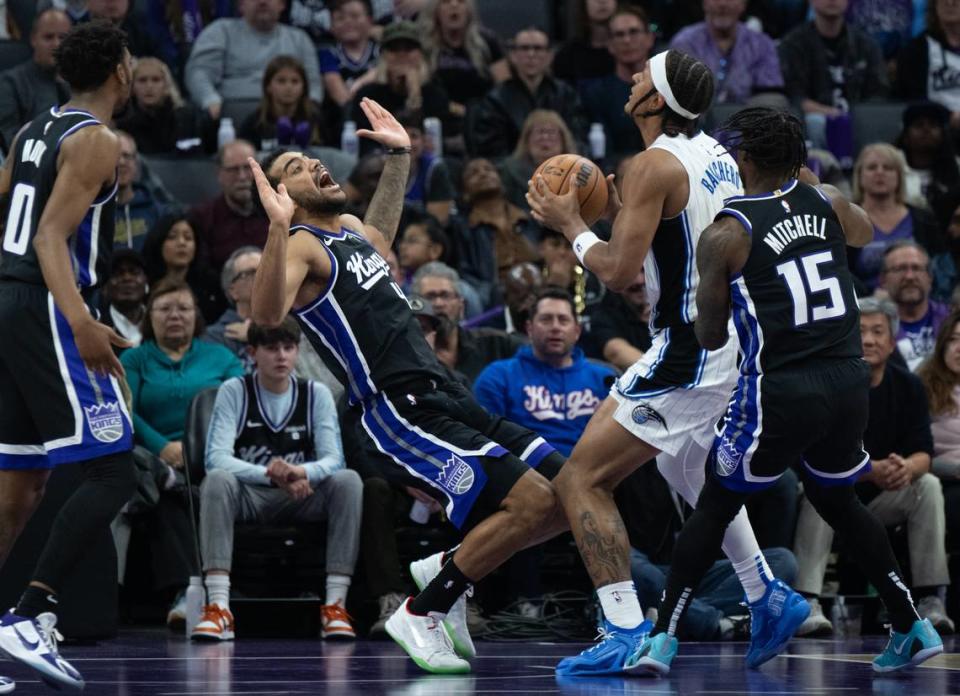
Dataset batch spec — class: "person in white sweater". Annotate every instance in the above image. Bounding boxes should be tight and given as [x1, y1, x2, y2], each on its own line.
[185, 0, 322, 120]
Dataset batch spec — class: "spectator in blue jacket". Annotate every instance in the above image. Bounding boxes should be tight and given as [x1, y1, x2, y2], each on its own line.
[473, 287, 616, 457]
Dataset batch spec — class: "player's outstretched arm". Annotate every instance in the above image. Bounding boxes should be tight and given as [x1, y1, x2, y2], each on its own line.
[355, 97, 410, 256]
[248, 157, 310, 326]
[695, 217, 751, 350]
[34, 126, 131, 377]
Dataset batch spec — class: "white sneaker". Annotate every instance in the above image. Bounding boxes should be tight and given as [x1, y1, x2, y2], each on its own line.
[166, 590, 187, 630]
[410, 552, 476, 658]
[385, 598, 470, 674]
[0, 676, 13, 694]
[796, 598, 833, 637]
[0, 609, 84, 691]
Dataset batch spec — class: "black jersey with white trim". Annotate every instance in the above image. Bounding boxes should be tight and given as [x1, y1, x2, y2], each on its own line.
[291, 223, 447, 405]
[717, 180, 862, 374]
[0, 107, 117, 290]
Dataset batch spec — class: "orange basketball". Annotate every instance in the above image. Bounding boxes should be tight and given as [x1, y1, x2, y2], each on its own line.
[532, 154, 608, 227]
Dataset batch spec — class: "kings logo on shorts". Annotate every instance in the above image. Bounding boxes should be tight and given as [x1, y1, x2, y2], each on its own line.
[84, 401, 124, 443]
[716, 436, 742, 477]
[438, 454, 475, 496]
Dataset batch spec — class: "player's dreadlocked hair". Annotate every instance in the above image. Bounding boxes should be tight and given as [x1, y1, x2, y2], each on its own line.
[55, 20, 128, 93]
[635, 50, 714, 137]
[719, 107, 807, 182]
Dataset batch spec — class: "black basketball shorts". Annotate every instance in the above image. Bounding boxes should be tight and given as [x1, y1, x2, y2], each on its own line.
[0, 283, 133, 470]
[708, 357, 870, 492]
[351, 379, 561, 530]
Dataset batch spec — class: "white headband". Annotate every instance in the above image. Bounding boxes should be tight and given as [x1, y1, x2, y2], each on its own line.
[649, 51, 700, 120]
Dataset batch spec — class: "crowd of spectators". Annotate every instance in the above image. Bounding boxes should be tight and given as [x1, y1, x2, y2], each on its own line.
[2, 0, 960, 639]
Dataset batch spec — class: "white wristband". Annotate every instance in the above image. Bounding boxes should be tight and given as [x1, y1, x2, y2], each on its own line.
[572, 230, 601, 265]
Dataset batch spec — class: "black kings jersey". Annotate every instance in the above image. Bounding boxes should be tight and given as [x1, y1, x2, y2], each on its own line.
[718, 180, 861, 374]
[292, 224, 447, 405]
[234, 374, 313, 466]
[0, 108, 117, 290]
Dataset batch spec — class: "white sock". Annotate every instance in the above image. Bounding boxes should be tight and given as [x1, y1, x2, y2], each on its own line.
[731, 551, 773, 604]
[597, 580, 643, 630]
[205, 574, 230, 611]
[325, 573, 351, 607]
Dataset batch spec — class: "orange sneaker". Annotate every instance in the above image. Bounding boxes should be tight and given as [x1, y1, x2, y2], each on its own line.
[191, 604, 235, 641]
[321, 602, 356, 640]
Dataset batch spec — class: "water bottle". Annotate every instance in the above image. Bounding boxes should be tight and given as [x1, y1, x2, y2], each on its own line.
[830, 595, 846, 638]
[185, 576, 205, 637]
[589, 123, 606, 161]
[409, 500, 431, 524]
[217, 117, 236, 149]
[423, 116, 442, 157]
[341, 120, 359, 157]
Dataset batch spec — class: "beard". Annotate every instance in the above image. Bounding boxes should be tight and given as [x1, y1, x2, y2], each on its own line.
[291, 189, 348, 216]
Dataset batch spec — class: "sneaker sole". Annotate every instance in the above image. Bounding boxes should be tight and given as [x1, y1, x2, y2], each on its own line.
[410, 559, 476, 659]
[384, 617, 470, 675]
[322, 630, 357, 640]
[0, 632, 84, 690]
[0, 679, 13, 695]
[872, 644, 945, 673]
[631, 657, 671, 678]
[747, 600, 811, 669]
[190, 630, 235, 641]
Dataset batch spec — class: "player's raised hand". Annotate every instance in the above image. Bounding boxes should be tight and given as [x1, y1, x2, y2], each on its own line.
[248, 157, 295, 227]
[356, 97, 411, 150]
[72, 316, 130, 378]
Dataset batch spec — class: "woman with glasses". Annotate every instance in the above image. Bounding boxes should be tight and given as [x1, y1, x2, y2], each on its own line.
[119, 279, 243, 630]
[204, 246, 264, 373]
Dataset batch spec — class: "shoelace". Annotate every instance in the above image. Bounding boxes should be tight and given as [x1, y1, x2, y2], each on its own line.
[583, 626, 617, 653]
[35, 619, 64, 658]
[322, 604, 354, 624]
[200, 605, 232, 628]
[422, 614, 457, 658]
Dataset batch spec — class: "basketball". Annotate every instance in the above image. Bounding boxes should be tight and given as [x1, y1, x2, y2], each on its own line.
[532, 154, 609, 227]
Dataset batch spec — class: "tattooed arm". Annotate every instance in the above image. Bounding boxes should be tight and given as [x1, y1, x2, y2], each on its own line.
[343, 97, 410, 259]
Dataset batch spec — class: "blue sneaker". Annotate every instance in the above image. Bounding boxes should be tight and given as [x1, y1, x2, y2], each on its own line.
[745, 579, 810, 669]
[627, 632, 678, 677]
[872, 618, 943, 673]
[0, 610, 83, 691]
[556, 620, 652, 677]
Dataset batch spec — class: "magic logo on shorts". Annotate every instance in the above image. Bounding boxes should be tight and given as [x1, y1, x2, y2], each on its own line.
[631, 403, 667, 429]
[715, 436, 742, 477]
[84, 401, 124, 443]
[438, 454, 475, 495]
